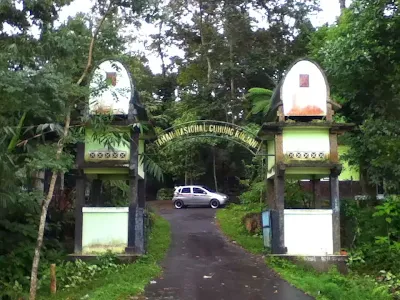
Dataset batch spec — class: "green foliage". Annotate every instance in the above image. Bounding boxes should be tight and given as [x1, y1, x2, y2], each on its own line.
[0, 193, 67, 299]
[309, 0, 400, 191]
[375, 270, 400, 299]
[345, 118, 400, 191]
[156, 188, 173, 201]
[245, 87, 273, 117]
[141, 154, 165, 183]
[342, 197, 400, 274]
[43, 253, 127, 291]
[216, 204, 265, 255]
[239, 181, 265, 204]
[373, 196, 400, 248]
[25, 144, 74, 173]
[267, 258, 392, 300]
[218, 202, 393, 300]
[285, 180, 313, 208]
[39, 214, 171, 300]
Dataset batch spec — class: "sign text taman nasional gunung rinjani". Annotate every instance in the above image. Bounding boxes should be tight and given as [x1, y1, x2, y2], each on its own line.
[155, 124, 260, 150]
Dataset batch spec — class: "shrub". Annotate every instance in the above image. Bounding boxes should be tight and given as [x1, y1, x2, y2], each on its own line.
[40, 252, 127, 291]
[156, 188, 173, 201]
[239, 181, 264, 204]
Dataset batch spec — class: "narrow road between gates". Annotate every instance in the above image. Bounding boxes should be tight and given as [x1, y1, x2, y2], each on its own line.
[142, 202, 313, 300]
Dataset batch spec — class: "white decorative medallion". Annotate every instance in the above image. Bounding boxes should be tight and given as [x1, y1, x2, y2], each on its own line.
[281, 60, 328, 117]
[89, 60, 133, 115]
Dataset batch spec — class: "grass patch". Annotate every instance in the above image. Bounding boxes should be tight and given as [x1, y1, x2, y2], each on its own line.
[217, 204, 392, 300]
[267, 257, 392, 300]
[39, 214, 171, 300]
[216, 203, 264, 254]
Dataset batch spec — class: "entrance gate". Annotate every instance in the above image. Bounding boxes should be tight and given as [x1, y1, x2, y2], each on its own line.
[72, 58, 353, 257]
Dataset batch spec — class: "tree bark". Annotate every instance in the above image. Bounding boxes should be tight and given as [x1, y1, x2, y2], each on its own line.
[229, 38, 235, 124]
[213, 147, 218, 192]
[184, 153, 188, 185]
[28, 3, 112, 299]
[157, 20, 167, 78]
[198, 0, 212, 86]
[29, 109, 71, 300]
[339, 0, 346, 13]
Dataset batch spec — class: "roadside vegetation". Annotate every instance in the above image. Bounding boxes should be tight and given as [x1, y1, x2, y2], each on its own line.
[2, 0, 400, 299]
[37, 213, 171, 300]
[217, 203, 395, 300]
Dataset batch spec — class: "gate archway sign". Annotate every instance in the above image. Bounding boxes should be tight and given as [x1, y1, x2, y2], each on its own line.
[154, 121, 262, 155]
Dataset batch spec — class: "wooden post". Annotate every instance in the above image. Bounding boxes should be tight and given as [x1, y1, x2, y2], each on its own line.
[74, 172, 85, 253]
[329, 132, 339, 163]
[138, 179, 146, 209]
[126, 129, 140, 253]
[266, 178, 275, 208]
[270, 164, 286, 254]
[330, 168, 341, 254]
[50, 264, 56, 294]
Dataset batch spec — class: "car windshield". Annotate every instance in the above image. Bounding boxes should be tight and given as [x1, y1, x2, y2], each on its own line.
[201, 186, 215, 193]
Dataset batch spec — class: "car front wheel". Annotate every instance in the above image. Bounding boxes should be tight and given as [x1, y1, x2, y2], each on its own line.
[174, 200, 184, 209]
[210, 199, 220, 209]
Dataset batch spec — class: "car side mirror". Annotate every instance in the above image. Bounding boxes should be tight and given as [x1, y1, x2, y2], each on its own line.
[203, 191, 207, 194]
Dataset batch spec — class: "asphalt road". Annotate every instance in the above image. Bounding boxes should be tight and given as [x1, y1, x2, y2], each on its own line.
[142, 203, 313, 300]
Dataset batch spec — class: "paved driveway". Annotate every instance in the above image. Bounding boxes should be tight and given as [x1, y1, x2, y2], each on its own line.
[143, 203, 313, 300]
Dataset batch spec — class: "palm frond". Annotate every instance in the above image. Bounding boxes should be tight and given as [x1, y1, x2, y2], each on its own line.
[247, 87, 274, 97]
[245, 87, 273, 119]
[7, 111, 27, 153]
[140, 154, 164, 182]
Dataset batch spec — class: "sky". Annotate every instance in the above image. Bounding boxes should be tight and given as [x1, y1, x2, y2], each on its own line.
[59, 0, 343, 74]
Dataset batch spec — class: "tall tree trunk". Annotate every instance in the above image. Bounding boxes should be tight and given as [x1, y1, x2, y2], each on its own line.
[184, 154, 188, 185]
[213, 147, 218, 192]
[29, 110, 71, 300]
[28, 4, 112, 299]
[339, 0, 346, 13]
[157, 20, 167, 78]
[198, 0, 212, 86]
[229, 38, 235, 124]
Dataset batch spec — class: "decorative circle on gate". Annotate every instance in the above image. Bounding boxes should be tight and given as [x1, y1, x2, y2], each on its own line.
[87, 151, 129, 161]
[285, 151, 328, 161]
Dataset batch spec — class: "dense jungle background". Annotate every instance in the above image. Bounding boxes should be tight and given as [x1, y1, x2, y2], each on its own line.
[1, 0, 400, 298]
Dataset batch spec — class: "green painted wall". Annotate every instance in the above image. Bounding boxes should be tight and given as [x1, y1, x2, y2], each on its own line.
[138, 139, 144, 179]
[84, 128, 130, 162]
[82, 207, 128, 253]
[84, 128, 144, 178]
[338, 145, 360, 181]
[267, 140, 275, 178]
[282, 128, 330, 156]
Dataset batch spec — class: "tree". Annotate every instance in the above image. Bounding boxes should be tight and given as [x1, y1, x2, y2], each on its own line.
[339, 0, 346, 12]
[0, 0, 157, 298]
[309, 0, 400, 192]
